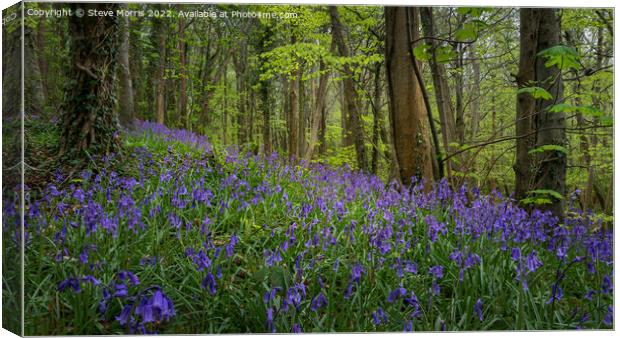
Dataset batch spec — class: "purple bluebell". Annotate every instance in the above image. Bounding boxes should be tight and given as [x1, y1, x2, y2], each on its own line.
[387, 287, 407, 303]
[115, 304, 133, 325]
[429, 265, 444, 279]
[474, 298, 483, 321]
[117, 270, 140, 286]
[603, 306, 613, 326]
[526, 250, 543, 273]
[58, 278, 80, 293]
[546, 283, 563, 304]
[310, 292, 327, 312]
[202, 272, 217, 295]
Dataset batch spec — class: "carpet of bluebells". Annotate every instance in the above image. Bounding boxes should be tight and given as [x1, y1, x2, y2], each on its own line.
[3, 121, 613, 334]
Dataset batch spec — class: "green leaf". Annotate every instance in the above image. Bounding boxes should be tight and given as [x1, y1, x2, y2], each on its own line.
[456, 7, 490, 17]
[454, 25, 477, 41]
[436, 46, 457, 63]
[528, 189, 564, 200]
[413, 44, 431, 61]
[548, 103, 577, 113]
[517, 86, 553, 100]
[537, 45, 580, 71]
[528, 144, 568, 155]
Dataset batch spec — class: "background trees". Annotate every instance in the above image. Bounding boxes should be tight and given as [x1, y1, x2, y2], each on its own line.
[24, 4, 613, 217]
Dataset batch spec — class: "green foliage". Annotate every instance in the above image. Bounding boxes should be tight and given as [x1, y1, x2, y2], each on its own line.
[517, 87, 553, 100]
[528, 144, 568, 155]
[521, 189, 564, 206]
[537, 45, 581, 71]
[454, 20, 487, 41]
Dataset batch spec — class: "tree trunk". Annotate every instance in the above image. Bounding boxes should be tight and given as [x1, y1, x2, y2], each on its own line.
[469, 45, 481, 140]
[330, 6, 368, 171]
[154, 11, 167, 125]
[118, 7, 134, 126]
[288, 46, 300, 159]
[371, 62, 382, 174]
[60, 3, 120, 158]
[515, 8, 566, 218]
[222, 70, 228, 145]
[177, 9, 188, 128]
[35, 13, 49, 104]
[304, 62, 329, 162]
[420, 7, 456, 180]
[298, 66, 307, 157]
[385, 6, 434, 187]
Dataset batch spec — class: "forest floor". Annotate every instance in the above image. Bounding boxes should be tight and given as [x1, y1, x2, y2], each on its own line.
[3, 120, 614, 334]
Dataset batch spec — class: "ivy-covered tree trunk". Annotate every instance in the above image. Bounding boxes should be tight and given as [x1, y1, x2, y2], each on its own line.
[385, 7, 434, 186]
[515, 8, 566, 218]
[59, 3, 120, 159]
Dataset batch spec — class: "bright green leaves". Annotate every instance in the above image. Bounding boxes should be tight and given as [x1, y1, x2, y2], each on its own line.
[413, 44, 431, 61]
[517, 87, 553, 100]
[536, 45, 581, 71]
[454, 20, 487, 41]
[547, 103, 613, 126]
[413, 44, 456, 63]
[521, 189, 564, 206]
[454, 7, 489, 42]
[528, 144, 568, 155]
[456, 7, 491, 16]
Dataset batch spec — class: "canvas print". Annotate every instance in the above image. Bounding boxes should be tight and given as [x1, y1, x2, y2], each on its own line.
[1, 1, 614, 335]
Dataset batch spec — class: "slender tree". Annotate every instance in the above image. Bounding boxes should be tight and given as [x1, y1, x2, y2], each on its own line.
[330, 6, 368, 171]
[118, 5, 135, 126]
[154, 8, 167, 125]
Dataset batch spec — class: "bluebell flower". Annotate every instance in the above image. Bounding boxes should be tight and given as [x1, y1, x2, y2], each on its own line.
[58, 278, 80, 293]
[80, 275, 101, 286]
[429, 265, 444, 279]
[113, 283, 129, 297]
[526, 250, 543, 273]
[404, 320, 413, 331]
[117, 270, 140, 286]
[465, 253, 481, 268]
[602, 275, 612, 294]
[266, 307, 275, 333]
[202, 272, 217, 295]
[371, 307, 388, 325]
[350, 263, 364, 283]
[511, 247, 521, 261]
[546, 283, 563, 304]
[226, 234, 239, 258]
[404, 261, 418, 274]
[603, 306, 613, 326]
[387, 287, 407, 303]
[115, 304, 133, 325]
[431, 280, 440, 296]
[474, 298, 483, 321]
[263, 287, 281, 304]
[310, 292, 327, 312]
